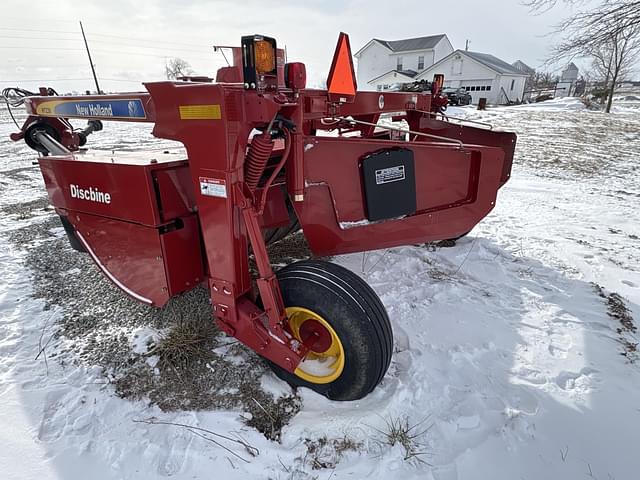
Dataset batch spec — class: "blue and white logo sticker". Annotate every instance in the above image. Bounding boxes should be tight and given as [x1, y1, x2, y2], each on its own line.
[36, 99, 147, 119]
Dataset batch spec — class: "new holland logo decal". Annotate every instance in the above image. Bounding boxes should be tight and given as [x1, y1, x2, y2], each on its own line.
[35, 99, 147, 119]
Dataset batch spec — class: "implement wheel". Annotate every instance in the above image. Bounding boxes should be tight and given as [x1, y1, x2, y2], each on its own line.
[270, 260, 393, 401]
[263, 191, 300, 245]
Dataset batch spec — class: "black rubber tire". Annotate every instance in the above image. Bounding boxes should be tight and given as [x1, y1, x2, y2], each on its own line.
[269, 260, 393, 401]
[263, 218, 300, 246]
[263, 192, 300, 246]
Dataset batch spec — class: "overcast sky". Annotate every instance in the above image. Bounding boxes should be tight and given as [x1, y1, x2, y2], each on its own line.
[0, 0, 605, 93]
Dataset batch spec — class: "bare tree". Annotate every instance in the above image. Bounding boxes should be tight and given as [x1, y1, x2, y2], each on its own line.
[165, 58, 194, 80]
[591, 44, 616, 90]
[525, 0, 640, 112]
[525, 1, 640, 41]
[589, 30, 640, 107]
[531, 70, 559, 89]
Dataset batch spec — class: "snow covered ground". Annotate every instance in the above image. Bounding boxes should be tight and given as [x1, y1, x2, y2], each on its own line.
[1, 98, 639, 480]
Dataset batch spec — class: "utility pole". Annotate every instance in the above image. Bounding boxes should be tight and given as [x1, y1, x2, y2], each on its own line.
[79, 21, 101, 94]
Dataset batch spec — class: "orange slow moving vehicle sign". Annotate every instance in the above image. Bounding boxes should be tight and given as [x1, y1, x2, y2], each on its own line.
[327, 32, 357, 103]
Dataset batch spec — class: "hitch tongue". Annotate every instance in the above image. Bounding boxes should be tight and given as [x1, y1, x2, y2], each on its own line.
[78, 120, 103, 146]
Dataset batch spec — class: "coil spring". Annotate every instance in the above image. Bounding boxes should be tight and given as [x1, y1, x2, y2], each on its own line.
[244, 132, 275, 190]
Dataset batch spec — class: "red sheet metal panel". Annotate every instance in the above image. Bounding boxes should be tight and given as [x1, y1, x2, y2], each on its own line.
[160, 215, 205, 296]
[153, 166, 197, 222]
[416, 117, 516, 185]
[295, 136, 505, 256]
[67, 211, 204, 306]
[69, 212, 170, 306]
[38, 153, 189, 227]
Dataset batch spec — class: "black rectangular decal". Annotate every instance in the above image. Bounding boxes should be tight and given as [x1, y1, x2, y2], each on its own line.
[361, 148, 416, 222]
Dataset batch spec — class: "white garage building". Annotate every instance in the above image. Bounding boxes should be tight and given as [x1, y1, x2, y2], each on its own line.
[416, 50, 528, 104]
[354, 34, 454, 91]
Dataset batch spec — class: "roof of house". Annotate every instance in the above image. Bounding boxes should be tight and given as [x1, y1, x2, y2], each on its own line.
[373, 34, 447, 52]
[397, 69, 418, 77]
[367, 69, 418, 84]
[355, 34, 448, 56]
[463, 51, 524, 75]
[417, 49, 528, 79]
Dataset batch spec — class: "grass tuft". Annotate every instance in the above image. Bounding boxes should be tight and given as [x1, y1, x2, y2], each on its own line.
[371, 415, 433, 463]
[147, 318, 217, 372]
[302, 435, 362, 470]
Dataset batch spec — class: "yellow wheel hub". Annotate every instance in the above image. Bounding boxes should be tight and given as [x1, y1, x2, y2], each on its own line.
[286, 307, 345, 384]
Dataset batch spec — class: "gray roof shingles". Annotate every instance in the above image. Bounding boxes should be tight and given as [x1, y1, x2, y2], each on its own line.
[373, 34, 446, 52]
[463, 51, 524, 75]
[368, 69, 419, 83]
[397, 69, 418, 77]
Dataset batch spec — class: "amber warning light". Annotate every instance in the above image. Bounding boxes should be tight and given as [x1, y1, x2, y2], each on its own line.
[254, 40, 276, 74]
[327, 32, 357, 103]
[241, 34, 278, 89]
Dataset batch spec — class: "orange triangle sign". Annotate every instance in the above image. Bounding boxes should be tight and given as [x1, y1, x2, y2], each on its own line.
[327, 32, 357, 102]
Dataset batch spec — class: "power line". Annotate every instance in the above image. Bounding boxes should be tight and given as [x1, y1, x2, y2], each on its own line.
[93, 48, 214, 60]
[0, 77, 140, 83]
[0, 26, 79, 35]
[1, 63, 136, 68]
[88, 32, 216, 49]
[0, 34, 80, 41]
[0, 26, 220, 49]
[0, 45, 215, 61]
[0, 78, 92, 82]
[0, 46, 85, 51]
[89, 38, 212, 53]
[0, 34, 214, 54]
[0, 17, 83, 26]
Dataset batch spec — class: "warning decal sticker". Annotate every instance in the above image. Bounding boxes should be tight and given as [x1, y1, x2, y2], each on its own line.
[199, 177, 227, 198]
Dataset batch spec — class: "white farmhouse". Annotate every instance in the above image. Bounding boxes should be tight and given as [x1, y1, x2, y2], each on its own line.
[354, 35, 454, 91]
[416, 50, 528, 104]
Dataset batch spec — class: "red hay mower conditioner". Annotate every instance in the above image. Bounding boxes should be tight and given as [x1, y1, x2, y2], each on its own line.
[8, 33, 515, 400]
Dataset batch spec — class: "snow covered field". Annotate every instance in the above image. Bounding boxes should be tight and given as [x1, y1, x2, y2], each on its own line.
[1, 98, 639, 480]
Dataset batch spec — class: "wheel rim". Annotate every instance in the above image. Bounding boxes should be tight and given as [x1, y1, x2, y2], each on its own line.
[286, 307, 345, 384]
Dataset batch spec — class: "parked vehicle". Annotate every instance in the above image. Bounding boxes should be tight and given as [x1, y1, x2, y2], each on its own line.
[444, 87, 472, 106]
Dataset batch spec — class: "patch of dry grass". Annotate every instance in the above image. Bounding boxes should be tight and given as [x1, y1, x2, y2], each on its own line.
[594, 283, 638, 362]
[302, 435, 362, 470]
[372, 415, 433, 463]
[147, 318, 217, 372]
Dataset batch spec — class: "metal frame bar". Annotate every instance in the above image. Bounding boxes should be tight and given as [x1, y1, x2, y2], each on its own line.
[331, 115, 465, 149]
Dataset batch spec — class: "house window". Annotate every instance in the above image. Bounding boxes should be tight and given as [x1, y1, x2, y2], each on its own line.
[480, 86, 486, 91]
[510, 79, 515, 90]
[397, 56, 403, 71]
[486, 85, 491, 91]
[418, 55, 424, 70]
